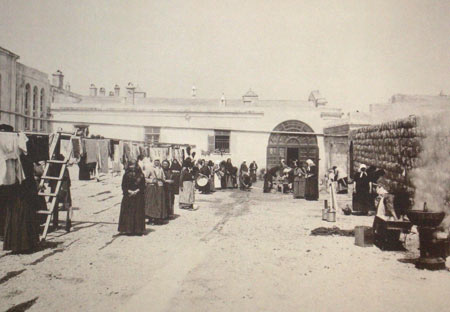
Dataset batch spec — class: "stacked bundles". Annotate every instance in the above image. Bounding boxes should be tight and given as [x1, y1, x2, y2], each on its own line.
[350, 116, 424, 196]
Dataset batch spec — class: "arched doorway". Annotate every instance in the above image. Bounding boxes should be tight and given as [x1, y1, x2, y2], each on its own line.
[266, 120, 319, 169]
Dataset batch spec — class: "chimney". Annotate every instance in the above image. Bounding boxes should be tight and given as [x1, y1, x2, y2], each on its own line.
[52, 70, 64, 89]
[192, 85, 197, 98]
[99, 87, 106, 96]
[114, 84, 120, 97]
[89, 84, 98, 97]
[65, 83, 71, 91]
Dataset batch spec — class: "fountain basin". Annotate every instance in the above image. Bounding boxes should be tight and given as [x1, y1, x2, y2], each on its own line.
[406, 210, 445, 227]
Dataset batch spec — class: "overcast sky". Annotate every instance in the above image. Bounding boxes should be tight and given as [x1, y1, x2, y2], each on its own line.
[1, 0, 449, 112]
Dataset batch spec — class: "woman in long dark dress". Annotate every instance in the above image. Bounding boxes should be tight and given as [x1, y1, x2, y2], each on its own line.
[118, 161, 146, 235]
[3, 155, 41, 253]
[170, 159, 182, 195]
[352, 164, 371, 215]
[305, 159, 319, 201]
[225, 158, 234, 188]
[162, 160, 175, 217]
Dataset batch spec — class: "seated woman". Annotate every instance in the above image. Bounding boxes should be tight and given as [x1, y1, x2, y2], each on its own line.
[118, 160, 146, 235]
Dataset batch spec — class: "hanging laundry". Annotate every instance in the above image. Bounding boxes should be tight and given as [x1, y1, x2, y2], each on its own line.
[0, 132, 27, 186]
[84, 139, 99, 164]
[72, 137, 82, 159]
[98, 139, 110, 174]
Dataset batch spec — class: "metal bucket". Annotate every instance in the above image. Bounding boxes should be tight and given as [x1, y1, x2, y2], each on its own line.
[322, 208, 329, 220]
[327, 210, 336, 222]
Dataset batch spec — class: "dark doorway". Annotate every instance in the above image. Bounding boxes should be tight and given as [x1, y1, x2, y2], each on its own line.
[287, 147, 299, 167]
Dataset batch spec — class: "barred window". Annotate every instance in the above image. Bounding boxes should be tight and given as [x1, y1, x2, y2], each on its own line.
[144, 127, 160, 143]
[214, 130, 230, 153]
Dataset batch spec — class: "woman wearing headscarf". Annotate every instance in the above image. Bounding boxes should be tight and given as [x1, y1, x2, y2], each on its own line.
[219, 160, 227, 189]
[198, 159, 211, 194]
[212, 161, 221, 190]
[145, 159, 168, 224]
[293, 161, 307, 199]
[179, 158, 196, 209]
[207, 160, 216, 192]
[352, 164, 371, 215]
[161, 160, 175, 217]
[239, 160, 251, 190]
[249, 161, 258, 183]
[169, 159, 182, 195]
[225, 158, 234, 189]
[118, 160, 146, 235]
[304, 159, 318, 200]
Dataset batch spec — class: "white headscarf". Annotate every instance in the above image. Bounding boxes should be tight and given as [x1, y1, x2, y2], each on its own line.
[359, 164, 367, 178]
[306, 159, 315, 166]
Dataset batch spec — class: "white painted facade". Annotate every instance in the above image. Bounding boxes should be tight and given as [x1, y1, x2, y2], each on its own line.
[51, 88, 343, 178]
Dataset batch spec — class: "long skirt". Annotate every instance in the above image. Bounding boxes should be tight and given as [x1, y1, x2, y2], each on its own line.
[220, 175, 227, 189]
[250, 171, 257, 183]
[145, 184, 168, 220]
[209, 177, 215, 192]
[214, 173, 221, 190]
[293, 177, 306, 198]
[164, 184, 175, 216]
[171, 172, 180, 195]
[179, 181, 195, 209]
[3, 183, 40, 253]
[263, 175, 273, 193]
[118, 193, 145, 235]
[352, 192, 370, 215]
[305, 177, 319, 200]
[226, 175, 233, 189]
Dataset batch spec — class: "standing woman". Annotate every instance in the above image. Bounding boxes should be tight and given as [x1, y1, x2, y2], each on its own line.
[118, 160, 146, 235]
[305, 159, 319, 200]
[145, 159, 168, 224]
[293, 161, 307, 199]
[169, 159, 182, 196]
[161, 160, 175, 218]
[249, 161, 258, 183]
[352, 164, 371, 215]
[225, 158, 234, 188]
[219, 160, 227, 189]
[179, 158, 196, 210]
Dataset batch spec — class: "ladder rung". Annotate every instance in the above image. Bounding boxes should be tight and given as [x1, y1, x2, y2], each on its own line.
[41, 176, 62, 181]
[47, 160, 67, 164]
[37, 210, 52, 215]
[38, 192, 58, 197]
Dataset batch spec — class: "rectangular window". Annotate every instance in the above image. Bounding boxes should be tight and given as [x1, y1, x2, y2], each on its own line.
[214, 130, 230, 153]
[24, 118, 29, 130]
[144, 127, 160, 143]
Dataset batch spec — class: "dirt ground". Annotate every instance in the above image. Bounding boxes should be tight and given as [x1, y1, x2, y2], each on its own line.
[1, 168, 449, 312]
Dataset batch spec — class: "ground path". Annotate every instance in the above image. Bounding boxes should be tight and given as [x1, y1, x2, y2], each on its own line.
[1, 169, 449, 312]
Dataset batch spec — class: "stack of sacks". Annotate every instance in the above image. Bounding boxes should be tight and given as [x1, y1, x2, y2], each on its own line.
[350, 115, 424, 196]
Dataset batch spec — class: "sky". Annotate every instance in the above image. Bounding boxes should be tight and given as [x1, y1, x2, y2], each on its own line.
[1, 0, 449, 112]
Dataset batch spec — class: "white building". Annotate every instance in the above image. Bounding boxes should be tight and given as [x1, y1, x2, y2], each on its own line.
[51, 81, 343, 176]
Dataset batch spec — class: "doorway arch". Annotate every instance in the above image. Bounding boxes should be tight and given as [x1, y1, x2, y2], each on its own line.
[266, 120, 318, 169]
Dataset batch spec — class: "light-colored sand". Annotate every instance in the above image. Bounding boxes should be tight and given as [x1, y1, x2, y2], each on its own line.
[1, 168, 449, 312]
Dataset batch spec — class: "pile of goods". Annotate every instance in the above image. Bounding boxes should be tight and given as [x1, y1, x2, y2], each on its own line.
[350, 116, 423, 196]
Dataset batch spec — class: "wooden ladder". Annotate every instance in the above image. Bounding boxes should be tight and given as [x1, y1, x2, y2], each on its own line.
[37, 131, 76, 241]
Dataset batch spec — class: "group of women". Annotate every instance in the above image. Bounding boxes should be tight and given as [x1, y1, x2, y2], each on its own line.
[118, 157, 259, 235]
[263, 159, 318, 201]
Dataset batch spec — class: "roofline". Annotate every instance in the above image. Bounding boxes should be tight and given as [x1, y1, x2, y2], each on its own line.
[0, 46, 20, 59]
